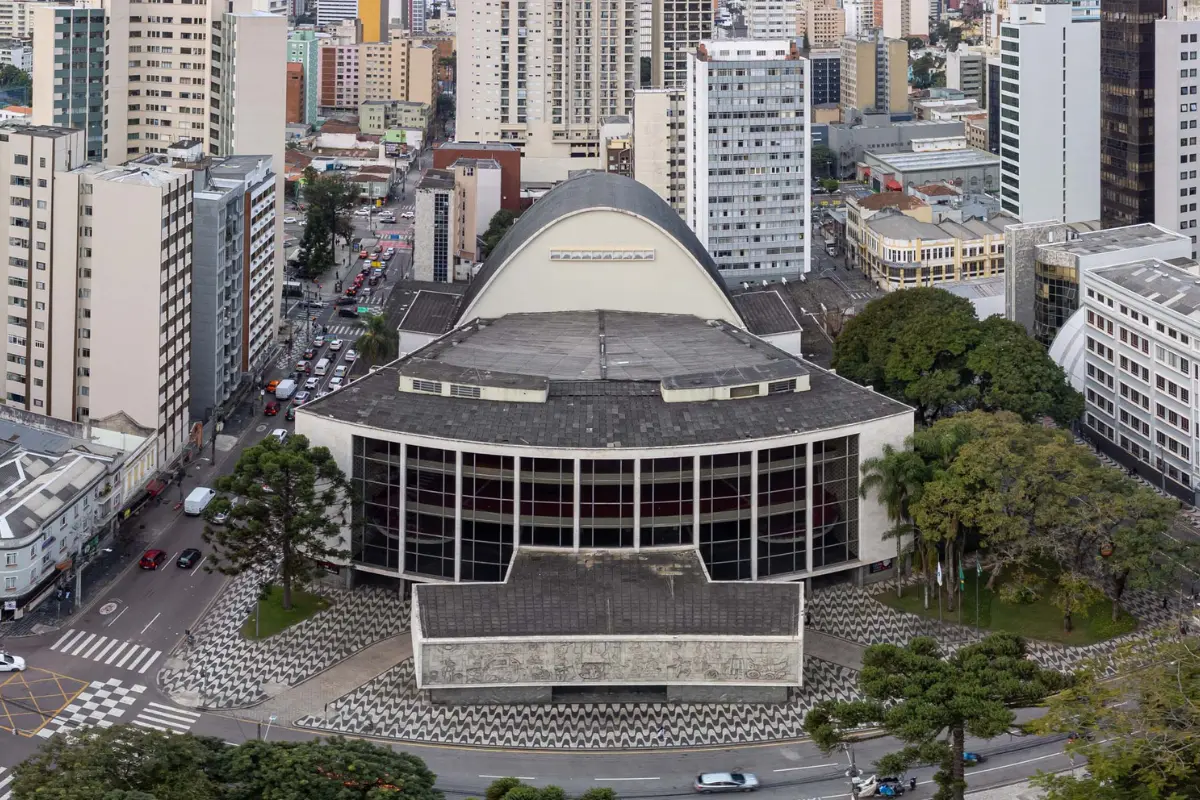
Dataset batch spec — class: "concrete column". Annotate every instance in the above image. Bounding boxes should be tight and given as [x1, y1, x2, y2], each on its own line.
[632, 457, 641, 550]
[512, 454, 521, 551]
[453, 449, 462, 582]
[805, 440, 815, 574]
[692, 453, 701, 547]
[398, 441, 407, 577]
[573, 458, 581, 550]
[750, 449, 759, 581]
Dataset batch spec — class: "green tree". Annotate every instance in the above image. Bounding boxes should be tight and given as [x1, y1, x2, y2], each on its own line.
[480, 209, 520, 258]
[1032, 632, 1200, 799]
[810, 144, 835, 178]
[12, 725, 227, 800]
[966, 316, 1083, 425]
[485, 778, 523, 800]
[485, 779, 580, 800]
[203, 434, 350, 611]
[298, 170, 361, 276]
[0, 64, 31, 88]
[1049, 571, 1104, 634]
[354, 311, 400, 364]
[805, 634, 1071, 800]
[859, 443, 929, 597]
[819, 177, 840, 193]
[221, 737, 442, 800]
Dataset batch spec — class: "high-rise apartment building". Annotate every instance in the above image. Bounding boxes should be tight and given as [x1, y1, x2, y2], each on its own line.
[744, 0, 797, 37]
[359, 0, 386, 41]
[360, 36, 437, 104]
[685, 39, 811, 283]
[401, 0, 425, 33]
[882, 0, 930, 39]
[0, 0, 59, 41]
[287, 29, 320, 127]
[946, 43, 985, 105]
[651, 0, 715, 89]
[809, 47, 842, 106]
[998, 2, 1100, 223]
[316, 0, 357, 26]
[1154, 17, 1200, 256]
[839, 31, 908, 116]
[843, 0, 874, 37]
[632, 88, 686, 214]
[798, 0, 846, 47]
[0, 125, 193, 464]
[1100, 0, 1167, 228]
[414, 169, 455, 282]
[457, 0, 638, 181]
[319, 43, 361, 111]
[30, 6, 103, 160]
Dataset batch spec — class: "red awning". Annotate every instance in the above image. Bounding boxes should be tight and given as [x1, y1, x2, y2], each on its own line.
[861, 167, 871, 177]
[886, 179, 902, 191]
[146, 479, 167, 497]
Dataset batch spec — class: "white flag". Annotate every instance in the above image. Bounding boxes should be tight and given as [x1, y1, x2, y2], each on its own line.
[936, 561, 944, 587]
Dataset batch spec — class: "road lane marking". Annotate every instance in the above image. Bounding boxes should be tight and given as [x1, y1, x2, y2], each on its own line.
[140, 613, 161, 634]
[51, 630, 77, 650]
[190, 556, 207, 576]
[55, 630, 86, 652]
[68, 633, 97, 655]
[94, 639, 118, 661]
[162, 554, 180, 575]
[594, 778, 660, 782]
[106, 606, 127, 627]
[133, 702, 202, 734]
[969, 752, 1065, 776]
[81, 636, 108, 659]
[773, 764, 838, 772]
[136, 651, 162, 674]
[105, 642, 129, 664]
[125, 649, 150, 672]
[480, 776, 536, 781]
[115, 646, 139, 668]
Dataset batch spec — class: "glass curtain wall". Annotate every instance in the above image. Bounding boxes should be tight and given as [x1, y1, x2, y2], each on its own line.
[579, 459, 635, 547]
[812, 435, 860, 569]
[405, 445, 456, 579]
[757, 443, 807, 577]
[519, 458, 574, 546]
[698, 451, 753, 580]
[640, 456, 694, 546]
[461, 452, 514, 581]
[351, 436, 403, 570]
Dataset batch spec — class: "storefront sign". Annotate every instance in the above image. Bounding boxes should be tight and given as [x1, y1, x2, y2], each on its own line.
[868, 559, 894, 574]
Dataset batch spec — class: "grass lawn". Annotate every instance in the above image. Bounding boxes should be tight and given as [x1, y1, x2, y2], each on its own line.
[877, 569, 1138, 645]
[240, 584, 330, 640]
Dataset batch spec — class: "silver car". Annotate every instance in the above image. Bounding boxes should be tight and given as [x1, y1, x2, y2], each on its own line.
[695, 773, 759, 794]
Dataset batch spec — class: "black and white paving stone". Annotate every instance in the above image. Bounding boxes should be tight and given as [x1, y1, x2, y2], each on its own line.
[36, 678, 144, 738]
[294, 657, 861, 749]
[158, 567, 410, 708]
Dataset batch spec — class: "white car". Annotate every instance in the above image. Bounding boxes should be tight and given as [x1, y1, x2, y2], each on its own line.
[283, 216, 298, 224]
[344, 349, 357, 363]
[334, 365, 348, 378]
[401, 211, 415, 219]
[270, 429, 288, 444]
[0, 652, 26, 672]
[328, 339, 343, 351]
[329, 376, 344, 388]
[293, 391, 311, 404]
[304, 377, 319, 390]
[354, 207, 370, 217]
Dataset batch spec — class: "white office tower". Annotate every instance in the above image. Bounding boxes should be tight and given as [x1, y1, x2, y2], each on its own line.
[1155, 16, 1200, 256]
[997, 2, 1100, 223]
[685, 40, 811, 284]
[317, 0, 358, 25]
[456, 0, 638, 182]
[744, 0, 798, 38]
[652, 0, 716, 89]
[844, 0, 874, 37]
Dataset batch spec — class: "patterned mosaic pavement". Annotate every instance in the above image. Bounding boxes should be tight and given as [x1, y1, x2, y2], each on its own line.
[158, 567, 410, 707]
[294, 657, 862, 749]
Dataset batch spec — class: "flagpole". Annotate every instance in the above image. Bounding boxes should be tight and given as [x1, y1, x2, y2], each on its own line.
[937, 561, 944, 623]
[975, 556, 982, 629]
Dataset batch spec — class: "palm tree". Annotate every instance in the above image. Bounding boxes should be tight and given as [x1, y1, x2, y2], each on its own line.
[354, 313, 399, 364]
[859, 444, 929, 598]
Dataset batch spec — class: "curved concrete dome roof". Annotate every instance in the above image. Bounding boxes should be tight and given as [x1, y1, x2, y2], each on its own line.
[455, 171, 745, 327]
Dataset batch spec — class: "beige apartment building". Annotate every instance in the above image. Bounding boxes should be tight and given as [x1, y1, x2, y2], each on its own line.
[359, 35, 436, 105]
[457, 0, 639, 182]
[651, 0, 714, 89]
[798, 0, 846, 48]
[451, 158, 501, 266]
[0, 0, 56, 41]
[0, 125, 192, 464]
[632, 88, 686, 215]
[840, 32, 908, 116]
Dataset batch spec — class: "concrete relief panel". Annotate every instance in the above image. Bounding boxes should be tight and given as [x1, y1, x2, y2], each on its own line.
[421, 639, 802, 687]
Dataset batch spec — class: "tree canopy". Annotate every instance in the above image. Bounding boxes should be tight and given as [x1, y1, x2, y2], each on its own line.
[353, 312, 400, 365]
[296, 169, 361, 278]
[480, 209, 520, 258]
[1032, 631, 1200, 799]
[13, 728, 444, 800]
[203, 434, 350, 610]
[481, 778, 615, 800]
[832, 288, 1082, 425]
[804, 633, 1071, 800]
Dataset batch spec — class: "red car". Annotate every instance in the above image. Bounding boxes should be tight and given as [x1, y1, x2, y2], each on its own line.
[264, 400, 279, 416]
[139, 549, 167, 570]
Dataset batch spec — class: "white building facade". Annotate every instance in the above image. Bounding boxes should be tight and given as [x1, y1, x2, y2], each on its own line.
[1155, 17, 1200, 258]
[997, 2, 1100, 223]
[686, 39, 811, 284]
[744, 0, 797, 38]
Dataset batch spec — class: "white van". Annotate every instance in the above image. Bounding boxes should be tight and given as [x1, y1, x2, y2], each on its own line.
[314, 358, 331, 376]
[184, 487, 217, 516]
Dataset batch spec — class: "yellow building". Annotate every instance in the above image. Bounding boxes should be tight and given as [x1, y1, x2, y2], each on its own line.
[358, 0, 387, 42]
[839, 32, 908, 116]
[359, 35, 438, 106]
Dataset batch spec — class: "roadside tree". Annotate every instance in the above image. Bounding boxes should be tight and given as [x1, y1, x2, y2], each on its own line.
[354, 312, 400, 364]
[804, 633, 1071, 800]
[859, 443, 929, 596]
[203, 433, 349, 611]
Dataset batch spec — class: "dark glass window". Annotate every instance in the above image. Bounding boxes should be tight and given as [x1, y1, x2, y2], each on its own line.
[405, 445, 455, 579]
[351, 436, 402, 571]
[758, 444, 808, 577]
[698, 451, 752, 580]
[579, 459, 634, 548]
[640, 456, 694, 546]
[519, 457, 574, 547]
[461, 452, 514, 582]
[812, 435, 860, 570]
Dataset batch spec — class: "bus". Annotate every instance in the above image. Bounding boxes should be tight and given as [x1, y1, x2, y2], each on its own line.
[282, 280, 304, 299]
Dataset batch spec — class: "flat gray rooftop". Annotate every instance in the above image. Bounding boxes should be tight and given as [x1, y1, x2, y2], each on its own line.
[731, 290, 803, 335]
[301, 311, 911, 448]
[867, 148, 1000, 172]
[416, 549, 802, 638]
[1042, 223, 1184, 257]
[1094, 259, 1200, 319]
[398, 290, 461, 335]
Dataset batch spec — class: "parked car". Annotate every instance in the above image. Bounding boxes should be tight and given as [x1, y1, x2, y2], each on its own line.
[177, 548, 202, 569]
[334, 365, 348, 378]
[328, 339, 343, 351]
[329, 376, 344, 388]
[293, 391, 310, 404]
[211, 497, 240, 524]
[264, 400, 279, 416]
[0, 652, 26, 672]
[354, 207, 370, 216]
[283, 216, 297, 224]
[401, 210, 415, 219]
[139, 549, 167, 570]
[694, 773, 759, 794]
[344, 349, 357, 362]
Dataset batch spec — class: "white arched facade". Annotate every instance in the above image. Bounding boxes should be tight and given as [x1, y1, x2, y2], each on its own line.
[458, 209, 746, 327]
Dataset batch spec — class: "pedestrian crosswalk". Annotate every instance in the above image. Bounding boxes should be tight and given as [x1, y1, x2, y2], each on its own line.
[326, 324, 364, 337]
[50, 629, 163, 675]
[133, 702, 203, 734]
[0, 766, 11, 800]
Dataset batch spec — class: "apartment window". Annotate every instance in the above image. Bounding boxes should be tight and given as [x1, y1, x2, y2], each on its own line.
[13, 154, 26, 165]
